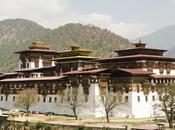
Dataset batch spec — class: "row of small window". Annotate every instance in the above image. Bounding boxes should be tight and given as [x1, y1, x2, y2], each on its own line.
[0, 96, 15, 102]
[20, 62, 30, 69]
[0, 96, 58, 103]
[40, 97, 58, 103]
[102, 95, 129, 103]
[0, 96, 57, 103]
[137, 95, 158, 102]
[117, 95, 158, 103]
[151, 79, 174, 84]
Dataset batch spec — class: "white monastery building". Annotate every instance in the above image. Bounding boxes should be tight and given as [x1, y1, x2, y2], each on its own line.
[0, 40, 174, 118]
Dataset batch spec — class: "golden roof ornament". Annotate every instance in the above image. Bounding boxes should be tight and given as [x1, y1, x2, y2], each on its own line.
[29, 41, 50, 50]
[70, 44, 80, 50]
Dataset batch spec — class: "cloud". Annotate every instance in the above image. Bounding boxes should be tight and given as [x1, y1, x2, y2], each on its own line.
[0, 0, 150, 39]
[0, 0, 72, 27]
[70, 14, 149, 39]
[108, 23, 150, 39]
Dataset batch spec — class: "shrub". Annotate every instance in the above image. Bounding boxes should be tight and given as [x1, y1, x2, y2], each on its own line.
[36, 121, 45, 130]
[75, 125, 85, 130]
[24, 120, 29, 126]
[44, 125, 52, 130]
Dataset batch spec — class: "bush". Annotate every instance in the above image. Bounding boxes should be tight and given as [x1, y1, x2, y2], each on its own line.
[24, 120, 29, 126]
[36, 121, 45, 130]
[75, 125, 85, 130]
[102, 127, 110, 130]
[44, 125, 52, 130]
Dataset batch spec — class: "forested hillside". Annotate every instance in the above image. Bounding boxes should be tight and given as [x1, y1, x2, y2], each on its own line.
[0, 19, 131, 72]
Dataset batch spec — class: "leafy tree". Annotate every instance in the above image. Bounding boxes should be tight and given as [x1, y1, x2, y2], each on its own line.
[14, 88, 38, 116]
[101, 92, 121, 123]
[59, 87, 84, 120]
[159, 83, 175, 128]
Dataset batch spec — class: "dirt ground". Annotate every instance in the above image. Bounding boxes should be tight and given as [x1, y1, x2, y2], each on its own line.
[7, 113, 170, 129]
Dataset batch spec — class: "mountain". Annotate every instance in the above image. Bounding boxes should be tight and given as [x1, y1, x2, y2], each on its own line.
[134, 25, 175, 56]
[0, 19, 131, 72]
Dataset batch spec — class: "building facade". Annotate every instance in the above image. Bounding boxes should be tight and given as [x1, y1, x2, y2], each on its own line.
[0, 40, 175, 118]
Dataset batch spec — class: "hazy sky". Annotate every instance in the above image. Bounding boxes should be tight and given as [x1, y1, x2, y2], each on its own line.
[0, 0, 175, 39]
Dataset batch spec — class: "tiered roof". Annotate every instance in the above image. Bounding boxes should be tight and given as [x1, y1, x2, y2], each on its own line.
[63, 68, 108, 75]
[118, 69, 154, 75]
[99, 41, 175, 62]
[98, 54, 175, 62]
[15, 41, 58, 54]
[115, 40, 167, 56]
[15, 66, 55, 72]
[54, 45, 97, 61]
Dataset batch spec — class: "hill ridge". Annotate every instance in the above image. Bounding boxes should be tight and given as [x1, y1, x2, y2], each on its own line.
[0, 19, 131, 72]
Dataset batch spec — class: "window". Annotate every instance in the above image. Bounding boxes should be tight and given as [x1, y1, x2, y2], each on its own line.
[43, 97, 46, 103]
[125, 87, 129, 93]
[145, 96, 148, 102]
[20, 64, 23, 69]
[13, 96, 15, 101]
[26, 63, 30, 68]
[137, 85, 140, 93]
[147, 68, 153, 72]
[152, 96, 155, 101]
[160, 69, 164, 74]
[49, 97, 52, 103]
[125, 96, 128, 102]
[54, 97, 57, 103]
[5, 96, 8, 101]
[137, 96, 140, 102]
[166, 69, 171, 74]
[1, 96, 3, 101]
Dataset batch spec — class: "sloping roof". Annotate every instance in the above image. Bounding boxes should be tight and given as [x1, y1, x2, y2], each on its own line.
[15, 66, 55, 72]
[118, 69, 153, 75]
[63, 68, 108, 75]
[0, 76, 65, 82]
[115, 47, 167, 53]
[53, 56, 97, 61]
[0, 72, 18, 78]
[151, 75, 175, 79]
[15, 49, 59, 54]
[98, 54, 175, 62]
[57, 48, 92, 54]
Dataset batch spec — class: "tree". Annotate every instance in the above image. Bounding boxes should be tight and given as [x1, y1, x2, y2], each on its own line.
[159, 84, 175, 128]
[59, 86, 84, 120]
[152, 103, 161, 121]
[14, 88, 38, 116]
[101, 92, 121, 123]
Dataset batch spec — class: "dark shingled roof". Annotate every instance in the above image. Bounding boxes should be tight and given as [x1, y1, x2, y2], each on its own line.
[98, 54, 175, 62]
[115, 47, 167, 53]
[15, 49, 59, 54]
[15, 66, 55, 72]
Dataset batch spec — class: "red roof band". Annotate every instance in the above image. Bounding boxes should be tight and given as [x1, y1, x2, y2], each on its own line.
[0, 76, 65, 82]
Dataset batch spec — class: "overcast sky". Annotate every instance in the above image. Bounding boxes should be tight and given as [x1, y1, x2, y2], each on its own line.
[0, 0, 175, 39]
